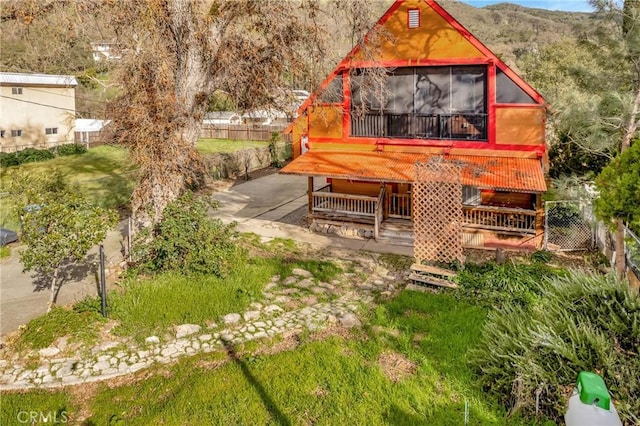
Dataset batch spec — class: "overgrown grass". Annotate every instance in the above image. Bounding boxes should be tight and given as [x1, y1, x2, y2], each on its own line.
[13, 306, 106, 351]
[196, 138, 268, 154]
[0, 390, 74, 426]
[0, 145, 135, 229]
[4, 290, 545, 425]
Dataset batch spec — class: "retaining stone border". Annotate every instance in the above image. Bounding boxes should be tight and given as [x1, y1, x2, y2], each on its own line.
[0, 259, 400, 391]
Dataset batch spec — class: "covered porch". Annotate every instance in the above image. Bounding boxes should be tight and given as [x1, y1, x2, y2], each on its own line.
[282, 151, 547, 248]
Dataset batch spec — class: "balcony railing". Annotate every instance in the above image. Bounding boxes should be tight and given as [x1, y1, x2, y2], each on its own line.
[463, 205, 537, 234]
[351, 113, 487, 141]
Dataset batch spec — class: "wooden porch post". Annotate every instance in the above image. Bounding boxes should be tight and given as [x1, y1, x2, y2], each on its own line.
[535, 193, 544, 233]
[308, 176, 314, 215]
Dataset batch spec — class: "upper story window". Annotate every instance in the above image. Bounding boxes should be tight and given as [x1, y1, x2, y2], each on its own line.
[0, 130, 5, 138]
[318, 74, 343, 104]
[408, 9, 420, 29]
[11, 129, 23, 137]
[45, 127, 58, 135]
[11, 87, 23, 95]
[350, 66, 488, 141]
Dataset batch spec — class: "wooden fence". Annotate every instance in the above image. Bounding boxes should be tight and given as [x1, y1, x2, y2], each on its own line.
[200, 124, 290, 142]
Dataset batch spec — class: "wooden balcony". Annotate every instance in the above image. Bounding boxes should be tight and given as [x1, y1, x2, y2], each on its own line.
[350, 113, 488, 141]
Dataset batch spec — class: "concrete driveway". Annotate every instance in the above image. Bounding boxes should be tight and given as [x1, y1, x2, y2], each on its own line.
[0, 223, 126, 337]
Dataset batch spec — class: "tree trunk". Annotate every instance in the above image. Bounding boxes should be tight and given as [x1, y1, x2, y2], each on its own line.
[47, 267, 60, 312]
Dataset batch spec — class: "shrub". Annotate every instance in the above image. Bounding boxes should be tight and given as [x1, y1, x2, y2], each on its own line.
[54, 144, 87, 156]
[471, 272, 640, 424]
[132, 192, 245, 276]
[0, 152, 20, 167]
[455, 261, 563, 308]
[15, 148, 55, 164]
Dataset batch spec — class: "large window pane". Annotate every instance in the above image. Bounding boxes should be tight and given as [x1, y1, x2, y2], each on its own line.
[496, 68, 536, 104]
[415, 67, 450, 114]
[451, 67, 485, 113]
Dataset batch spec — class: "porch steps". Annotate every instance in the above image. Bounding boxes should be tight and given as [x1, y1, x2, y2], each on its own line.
[407, 264, 459, 289]
[377, 219, 414, 246]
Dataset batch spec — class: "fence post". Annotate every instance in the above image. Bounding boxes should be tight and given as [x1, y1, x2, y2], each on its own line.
[99, 244, 107, 317]
[543, 201, 549, 250]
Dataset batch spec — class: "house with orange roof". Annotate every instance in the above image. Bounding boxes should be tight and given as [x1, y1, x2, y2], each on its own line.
[281, 0, 547, 250]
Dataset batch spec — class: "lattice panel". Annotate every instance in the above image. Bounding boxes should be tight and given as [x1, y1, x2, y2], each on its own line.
[413, 159, 464, 265]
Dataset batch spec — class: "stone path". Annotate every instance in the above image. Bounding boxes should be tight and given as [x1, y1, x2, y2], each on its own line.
[0, 255, 402, 390]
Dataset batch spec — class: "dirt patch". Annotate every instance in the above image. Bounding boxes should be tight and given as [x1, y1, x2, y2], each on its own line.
[377, 351, 417, 383]
[67, 381, 99, 423]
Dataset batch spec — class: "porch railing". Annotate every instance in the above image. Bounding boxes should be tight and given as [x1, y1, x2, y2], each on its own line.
[312, 192, 377, 217]
[374, 186, 386, 239]
[463, 205, 537, 234]
[351, 113, 487, 141]
[387, 193, 412, 219]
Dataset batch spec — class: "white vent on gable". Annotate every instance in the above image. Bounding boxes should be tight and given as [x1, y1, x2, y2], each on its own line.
[408, 9, 420, 28]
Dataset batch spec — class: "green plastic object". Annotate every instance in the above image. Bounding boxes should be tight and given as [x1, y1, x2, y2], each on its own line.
[576, 371, 611, 410]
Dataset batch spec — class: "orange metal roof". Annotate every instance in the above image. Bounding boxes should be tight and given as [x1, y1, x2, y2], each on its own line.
[280, 151, 547, 193]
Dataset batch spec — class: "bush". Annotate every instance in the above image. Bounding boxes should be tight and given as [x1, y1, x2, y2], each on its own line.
[0, 152, 20, 167]
[0, 145, 87, 168]
[15, 148, 55, 164]
[54, 144, 87, 156]
[471, 272, 640, 424]
[132, 193, 245, 276]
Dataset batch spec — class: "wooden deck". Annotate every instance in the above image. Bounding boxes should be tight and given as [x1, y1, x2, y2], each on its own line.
[311, 188, 539, 239]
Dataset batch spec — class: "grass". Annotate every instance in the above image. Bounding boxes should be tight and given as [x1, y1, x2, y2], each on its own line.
[1, 290, 547, 425]
[0, 145, 135, 230]
[11, 255, 343, 349]
[196, 138, 269, 154]
[0, 246, 10, 258]
[0, 390, 74, 426]
[12, 306, 106, 352]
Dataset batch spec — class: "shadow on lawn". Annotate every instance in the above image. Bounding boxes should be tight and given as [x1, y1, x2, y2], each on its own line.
[224, 342, 292, 426]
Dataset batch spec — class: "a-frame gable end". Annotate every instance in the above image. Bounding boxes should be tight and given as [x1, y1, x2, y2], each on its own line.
[352, 0, 484, 63]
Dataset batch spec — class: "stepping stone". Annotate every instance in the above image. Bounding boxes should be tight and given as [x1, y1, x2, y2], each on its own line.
[244, 311, 261, 321]
[38, 347, 60, 358]
[292, 268, 313, 278]
[338, 313, 361, 328]
[145, 336, 160, 344]
[296, 279, 314, 289]
[176, 324, 201, 339]
[223, 313, 241, 325]
[311, 286, 327, 294]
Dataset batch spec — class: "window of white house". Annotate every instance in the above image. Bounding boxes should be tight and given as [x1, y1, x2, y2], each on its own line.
[11, 130, 23, 137]
[12, 87, 23, 95]
[408, 9, 420, 29]
[45, 127, 58, 135]
[0, 130, 5, 138]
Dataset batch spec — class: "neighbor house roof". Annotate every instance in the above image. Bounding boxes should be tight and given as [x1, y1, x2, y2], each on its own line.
[0, 72, 78, 87]
[281, 151, 546, 193]
[74, 119, 110, 132]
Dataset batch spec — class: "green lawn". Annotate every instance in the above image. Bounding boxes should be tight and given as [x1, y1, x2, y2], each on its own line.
[0, 140, 268, 231]
[0, 145, 135, 230]
[196, 138, 269, 154]
[2, 291, 539, 425]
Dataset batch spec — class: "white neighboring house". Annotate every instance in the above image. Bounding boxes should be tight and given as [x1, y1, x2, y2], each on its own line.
[90, 42, 122, 62]
[75, 119, 111, 147]
[0, 72, 78, 153]
[203, 111, 242, 125]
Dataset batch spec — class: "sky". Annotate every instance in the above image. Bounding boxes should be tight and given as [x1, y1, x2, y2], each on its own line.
[460, 0, 593, 12]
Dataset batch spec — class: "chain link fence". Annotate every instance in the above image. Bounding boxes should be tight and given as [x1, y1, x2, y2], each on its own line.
[544, 200, 595, 251]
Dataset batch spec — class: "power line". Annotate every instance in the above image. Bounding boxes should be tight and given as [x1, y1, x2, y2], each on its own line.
[28, 87, 110, 104]
[0, 95, 79, 113]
